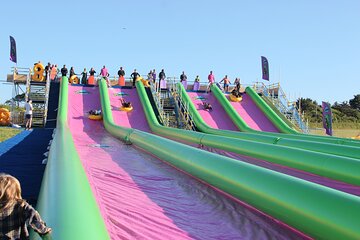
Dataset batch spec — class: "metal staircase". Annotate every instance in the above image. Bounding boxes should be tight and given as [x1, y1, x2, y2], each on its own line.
[254, 82, 309, 133]
[173, 86, 197, 131]
[25, 74, 51, 127]
[148, 81, 194, 130]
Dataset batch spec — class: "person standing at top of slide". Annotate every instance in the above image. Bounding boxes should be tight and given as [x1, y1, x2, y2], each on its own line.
[100, 65, 111, 87]
[180, 71, 188, 89]
[152, 69, 157, 84]
[117, 66, 125, 86]
[81, 68, 87, 84]
[118, 67, 125, 78]
[219, 75, 231, 92]
[130, 69, 140, 88]
[206, 70, 215, 93]
[69, 67, 75, 77]
[60, 65, 68, 77]
[158, 69, 166, 90]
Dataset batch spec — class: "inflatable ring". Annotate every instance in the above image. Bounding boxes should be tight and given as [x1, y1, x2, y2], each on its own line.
[141, 78, 150, 87]
[88, 114, 102, 120]
[32, 63, 45, 81]
[0, 108, 11, 126]
[229, 94, 242, 102]
[88, 76, 95, 85]
[120, 106, 133, 112]
[118, 76, 125, 86]
[351, 135, 360, 140]
[70, 75, 79, 84]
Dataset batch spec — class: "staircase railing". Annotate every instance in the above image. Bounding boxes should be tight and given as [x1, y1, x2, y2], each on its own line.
[174, 83, 197, 131]
[43, 73, 51, 126]
[148, 77, 195, 130]
[149, 81, 168, 126]
[254, 82, 309, 133]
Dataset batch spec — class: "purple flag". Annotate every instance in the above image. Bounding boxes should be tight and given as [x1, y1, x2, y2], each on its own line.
[9, 36, 17, 63]
[322, 101, 333, 136]
[261, 56, 269, 81]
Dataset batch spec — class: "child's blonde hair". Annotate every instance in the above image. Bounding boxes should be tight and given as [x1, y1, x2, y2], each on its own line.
[0, 173, 23, 209]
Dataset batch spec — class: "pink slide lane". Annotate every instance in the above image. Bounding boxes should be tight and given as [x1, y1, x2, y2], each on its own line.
[226, 93, 279, 132]
[67, 85, 306, 240]
[108, 88, 151, 132]
[186, 91, 238, 131]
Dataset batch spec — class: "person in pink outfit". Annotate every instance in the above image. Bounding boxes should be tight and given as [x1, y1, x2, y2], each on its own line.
[100, 65, 111, 87]
[206, 71, 215, 93]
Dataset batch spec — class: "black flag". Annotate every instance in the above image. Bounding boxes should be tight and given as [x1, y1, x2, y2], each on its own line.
[10, 36, 17, 63]
[261, 56, 269, 81]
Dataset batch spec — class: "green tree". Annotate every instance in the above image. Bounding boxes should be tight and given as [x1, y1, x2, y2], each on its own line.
[349, 94, 360, 111]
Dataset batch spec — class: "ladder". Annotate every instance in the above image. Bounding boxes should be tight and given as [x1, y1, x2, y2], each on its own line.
[25, 74, 51, 127]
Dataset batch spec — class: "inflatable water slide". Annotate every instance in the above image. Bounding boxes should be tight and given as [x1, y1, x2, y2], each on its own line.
[134, 81, 360, 190]
[176, 83, 360, 161]
[208, 83, 360, 147]
[32, 78, 360, 240]
[33, 78, 305, 239]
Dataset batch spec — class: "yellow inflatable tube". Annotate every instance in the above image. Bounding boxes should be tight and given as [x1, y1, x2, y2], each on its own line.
[88, 114, 102, 120]
[70, 75, 79, 84]
[229, 94, 242, 102]
[120, 106, 133, 112]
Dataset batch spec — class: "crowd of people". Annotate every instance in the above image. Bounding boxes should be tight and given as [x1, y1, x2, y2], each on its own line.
[36, 62, 243, 94]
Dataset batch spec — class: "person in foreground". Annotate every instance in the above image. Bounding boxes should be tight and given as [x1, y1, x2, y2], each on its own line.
[0, 173, 51, 240]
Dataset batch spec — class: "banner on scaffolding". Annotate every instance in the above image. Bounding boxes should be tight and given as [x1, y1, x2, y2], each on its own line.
[9, 36, 17, 64]
[261, 56, 269, 81]
[322, 101, 333, 136]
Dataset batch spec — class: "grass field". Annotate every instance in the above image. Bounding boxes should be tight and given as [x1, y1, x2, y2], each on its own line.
[0, 127, 22, 142]
[309, 128, 360, 139]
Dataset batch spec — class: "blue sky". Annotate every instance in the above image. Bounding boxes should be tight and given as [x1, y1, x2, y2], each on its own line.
[1, 0, 359, 104]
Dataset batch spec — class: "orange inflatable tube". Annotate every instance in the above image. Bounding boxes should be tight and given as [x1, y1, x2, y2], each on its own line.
[118, 76, 125, 86]
[88, 76, 95, 85]
[32, 63, 45, 81]
[0, 108, 11, 126]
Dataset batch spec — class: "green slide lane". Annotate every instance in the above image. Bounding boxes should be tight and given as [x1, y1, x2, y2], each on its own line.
[32, 77, 110, 240]
[135, 80, 360, 186]
[99, 79, 360, 240]
[179, 83, 360, 160]
[245, 86, 360, 146]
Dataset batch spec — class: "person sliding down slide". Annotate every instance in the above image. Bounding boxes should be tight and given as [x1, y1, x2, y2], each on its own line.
[88, 110, 102, 115]
[120, 98, 132, 108]
[203, 102, 213, 111]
